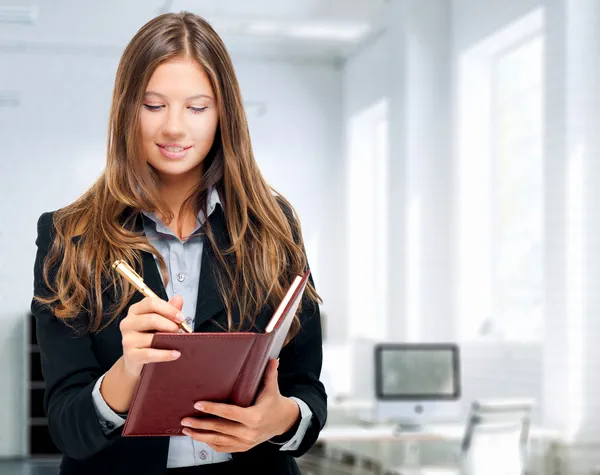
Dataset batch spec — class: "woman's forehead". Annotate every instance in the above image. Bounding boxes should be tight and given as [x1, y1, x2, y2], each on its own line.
[146, 58, 214, 98]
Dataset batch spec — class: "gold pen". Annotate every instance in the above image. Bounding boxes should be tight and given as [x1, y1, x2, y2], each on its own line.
[112, 259, 193, 333]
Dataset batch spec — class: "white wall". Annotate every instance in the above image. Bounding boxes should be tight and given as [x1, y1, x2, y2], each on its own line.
[343, 34, 390, 120]
[343, 0, 454, 345]
[543, 0, 600, 472]
[451, 0, 545, 424]
[0, 50, 342, 456]
[342, 33, 390, 347]
[452, 0, 543, 52]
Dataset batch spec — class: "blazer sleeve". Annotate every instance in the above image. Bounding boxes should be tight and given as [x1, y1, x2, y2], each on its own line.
[276, 272, 327, 457]
[274, 199, 328, 457]
[31, 211, 122, 460]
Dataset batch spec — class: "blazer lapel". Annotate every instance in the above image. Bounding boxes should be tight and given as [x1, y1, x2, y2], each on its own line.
[134, 212, 170, 301]
[194, 203, 229, 331]
[140, 250, 169, 300]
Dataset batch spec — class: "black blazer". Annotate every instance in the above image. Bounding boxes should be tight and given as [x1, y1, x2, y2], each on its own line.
[31, 203, 327, 475]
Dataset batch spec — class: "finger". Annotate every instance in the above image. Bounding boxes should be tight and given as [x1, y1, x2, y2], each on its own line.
[131, 347, 180, 365]
[181, 417, 250, 440]
[139, 312, 182, 333]
[130, 297, 186, 325]
[169, 294, 184, 312]
[254, 359, 280, 404]
[194, 401, 252, 426]
[264, 359, 279, 387]
[124, 312, 181, 333]
[121, 332, 154, 350]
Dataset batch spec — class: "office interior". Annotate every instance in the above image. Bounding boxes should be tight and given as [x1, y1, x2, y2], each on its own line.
[1, 0, 599, 473]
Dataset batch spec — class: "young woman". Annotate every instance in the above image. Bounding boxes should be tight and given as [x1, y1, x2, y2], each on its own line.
[31, 11, 326, 475]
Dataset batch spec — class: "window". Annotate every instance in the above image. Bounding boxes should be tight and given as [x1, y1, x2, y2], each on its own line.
[347, 98, 389, 340]
[490, 35, 544, 339]
[457, 9, 544, 341]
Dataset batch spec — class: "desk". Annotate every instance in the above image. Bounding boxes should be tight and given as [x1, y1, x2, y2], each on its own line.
[318, 423, 564, 474]
[319, 423, 562, 442]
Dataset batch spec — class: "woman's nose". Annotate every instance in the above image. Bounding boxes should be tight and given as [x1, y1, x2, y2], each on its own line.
[163, 110, 185, 137]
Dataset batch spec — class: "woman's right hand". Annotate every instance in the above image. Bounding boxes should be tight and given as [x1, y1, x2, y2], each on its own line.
[119, 294, 186, 378]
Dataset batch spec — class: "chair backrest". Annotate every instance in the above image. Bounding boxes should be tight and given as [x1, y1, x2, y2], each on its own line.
[460, 399, 534, 475]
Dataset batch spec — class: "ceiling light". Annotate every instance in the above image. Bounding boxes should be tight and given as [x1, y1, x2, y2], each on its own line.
[205, 16, 370, 42]
[245, 22, 288, 36]
[287, 23, 370, 42]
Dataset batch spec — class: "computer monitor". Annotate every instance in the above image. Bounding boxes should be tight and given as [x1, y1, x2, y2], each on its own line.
[373, 343, 461, 428]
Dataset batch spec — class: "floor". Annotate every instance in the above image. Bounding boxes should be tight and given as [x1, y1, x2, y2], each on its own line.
[0, 458, 61, 475]
[0, 453, 382, 475]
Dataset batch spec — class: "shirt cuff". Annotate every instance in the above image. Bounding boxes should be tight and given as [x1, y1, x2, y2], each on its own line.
[269, 397, 313, 451]
[91, 373, 127, 434]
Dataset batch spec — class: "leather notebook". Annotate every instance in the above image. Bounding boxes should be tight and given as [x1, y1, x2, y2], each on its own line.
[121, 269, 311, 437]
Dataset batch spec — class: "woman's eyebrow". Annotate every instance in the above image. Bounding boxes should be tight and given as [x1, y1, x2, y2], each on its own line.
[144, 91, 214, 101]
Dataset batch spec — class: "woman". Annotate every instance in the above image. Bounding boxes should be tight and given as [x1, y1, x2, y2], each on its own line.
[31, 11, 326, 475]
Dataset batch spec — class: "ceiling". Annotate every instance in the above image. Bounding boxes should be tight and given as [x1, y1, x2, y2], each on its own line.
[0, 0, 388, 61]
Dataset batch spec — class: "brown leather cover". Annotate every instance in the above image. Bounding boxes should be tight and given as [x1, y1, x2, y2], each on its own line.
[122, 270, 310, 437]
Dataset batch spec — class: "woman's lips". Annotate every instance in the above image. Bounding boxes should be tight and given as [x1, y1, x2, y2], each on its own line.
[157, 144, 192, 159]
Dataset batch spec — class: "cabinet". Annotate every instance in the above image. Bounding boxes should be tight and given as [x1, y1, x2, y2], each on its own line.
[28, 312, 60, 455]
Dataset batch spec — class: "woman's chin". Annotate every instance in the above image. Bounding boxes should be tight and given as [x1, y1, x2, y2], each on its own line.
[148, 158, 204, 180]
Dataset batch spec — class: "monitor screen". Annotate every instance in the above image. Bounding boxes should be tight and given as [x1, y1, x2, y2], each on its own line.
[374, 343, 460, 400]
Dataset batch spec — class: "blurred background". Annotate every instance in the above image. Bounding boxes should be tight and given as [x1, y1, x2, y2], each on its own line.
[1, 0, 600, 473]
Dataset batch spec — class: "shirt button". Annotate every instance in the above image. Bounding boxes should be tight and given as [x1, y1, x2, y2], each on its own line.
[177, 272, 186, 282]
[199, 449, 208, 460]
[185, 317, 193, 326]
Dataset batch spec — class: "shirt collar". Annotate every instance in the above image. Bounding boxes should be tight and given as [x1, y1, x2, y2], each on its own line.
[141, 186, 222, 238]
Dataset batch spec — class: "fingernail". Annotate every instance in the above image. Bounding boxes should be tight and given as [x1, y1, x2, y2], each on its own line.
[176, 312, 185, 322]
[194, 402, 204, 411]
[181, 419, 191, 427]
[172, 351, 181, 359]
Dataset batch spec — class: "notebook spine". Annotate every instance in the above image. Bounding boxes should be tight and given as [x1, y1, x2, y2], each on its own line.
[230, 334, 272, 407]
[228, 335, 258, 403]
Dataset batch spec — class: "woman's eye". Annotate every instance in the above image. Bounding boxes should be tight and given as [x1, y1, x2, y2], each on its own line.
[143, 104, 206, 113]
[143, 104, 163, 111]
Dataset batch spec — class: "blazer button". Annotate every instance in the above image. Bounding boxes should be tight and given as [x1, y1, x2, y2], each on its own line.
[105, 421, 115, 430]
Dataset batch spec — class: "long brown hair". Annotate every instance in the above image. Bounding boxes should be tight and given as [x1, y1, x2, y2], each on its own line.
[33, 11, 321, 339]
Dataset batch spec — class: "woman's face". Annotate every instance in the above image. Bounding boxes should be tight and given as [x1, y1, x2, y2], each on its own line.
[139, 57, 219, 183]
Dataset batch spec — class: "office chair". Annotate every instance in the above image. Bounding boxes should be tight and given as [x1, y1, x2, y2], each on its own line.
[385, 398, 534, 475]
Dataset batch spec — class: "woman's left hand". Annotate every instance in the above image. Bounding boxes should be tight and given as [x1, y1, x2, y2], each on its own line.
[180, 359, 300, 452]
